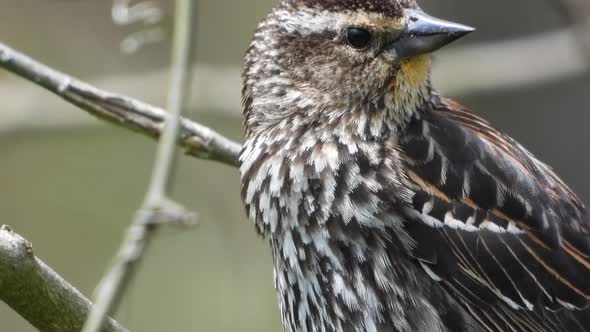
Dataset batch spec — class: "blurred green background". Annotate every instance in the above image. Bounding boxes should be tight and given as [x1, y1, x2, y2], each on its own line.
[1, 0, 589, 331]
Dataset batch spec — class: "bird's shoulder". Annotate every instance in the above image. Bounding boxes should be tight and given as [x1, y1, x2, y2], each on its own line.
[401, 96, 588, 245]
[396, 96, 590, 329]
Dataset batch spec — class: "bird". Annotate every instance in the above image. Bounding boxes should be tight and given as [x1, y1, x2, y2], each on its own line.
[239, 0, 590, 331]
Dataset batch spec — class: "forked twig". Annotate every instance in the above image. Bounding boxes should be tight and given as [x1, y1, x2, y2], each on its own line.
[81, 1, 199, 331]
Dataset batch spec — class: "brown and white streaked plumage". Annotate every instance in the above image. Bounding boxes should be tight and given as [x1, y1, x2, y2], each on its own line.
[239, 0, 590, 331]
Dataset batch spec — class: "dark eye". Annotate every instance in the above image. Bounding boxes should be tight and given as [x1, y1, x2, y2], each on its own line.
[346, 27, 372, 49]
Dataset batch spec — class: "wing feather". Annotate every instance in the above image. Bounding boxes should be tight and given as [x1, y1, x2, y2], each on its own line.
[400, 97, 590, 331]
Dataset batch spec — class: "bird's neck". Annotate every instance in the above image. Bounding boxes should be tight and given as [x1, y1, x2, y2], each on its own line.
[240, 91, 435, 236]
[246, 85, 432, 144]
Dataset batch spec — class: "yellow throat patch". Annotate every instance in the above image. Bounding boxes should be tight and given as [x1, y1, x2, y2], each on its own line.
[389, 54, 432, 94]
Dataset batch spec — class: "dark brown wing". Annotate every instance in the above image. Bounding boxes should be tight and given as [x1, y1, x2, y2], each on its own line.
[399, 97, 590, 331]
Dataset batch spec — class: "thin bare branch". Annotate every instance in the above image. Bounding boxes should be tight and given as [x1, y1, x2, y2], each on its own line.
[0, 43, 241, 166]
[82, 1, 198, 332]
[0, 225, 127, 332]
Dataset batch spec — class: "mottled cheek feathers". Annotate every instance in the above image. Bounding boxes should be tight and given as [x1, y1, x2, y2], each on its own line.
[258, 5, 421, 98]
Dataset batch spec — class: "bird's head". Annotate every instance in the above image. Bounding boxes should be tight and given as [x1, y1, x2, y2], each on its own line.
[242, 0, 473, 136]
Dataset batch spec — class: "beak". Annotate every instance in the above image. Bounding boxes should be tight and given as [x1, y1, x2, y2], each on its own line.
[389, 10, 475, 59]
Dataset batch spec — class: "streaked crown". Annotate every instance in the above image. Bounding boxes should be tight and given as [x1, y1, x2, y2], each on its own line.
[284, 0, 417, 16]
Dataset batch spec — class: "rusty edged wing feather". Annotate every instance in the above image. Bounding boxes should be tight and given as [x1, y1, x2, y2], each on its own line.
[399, 97, 590, 332]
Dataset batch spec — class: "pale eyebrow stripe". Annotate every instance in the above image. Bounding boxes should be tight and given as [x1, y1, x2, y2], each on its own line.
[275, 8, 403, 35]
[277, 9, 347, 34]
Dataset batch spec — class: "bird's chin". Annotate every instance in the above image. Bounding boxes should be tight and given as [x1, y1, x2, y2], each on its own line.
[400, 54, 432, 87]
[388, 54, 432, 93]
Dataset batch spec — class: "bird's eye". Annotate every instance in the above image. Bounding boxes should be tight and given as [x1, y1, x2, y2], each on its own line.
[346, 27, 372, 49]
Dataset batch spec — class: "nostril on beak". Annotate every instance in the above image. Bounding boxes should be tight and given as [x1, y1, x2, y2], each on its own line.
[386, 10, 475, 59]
